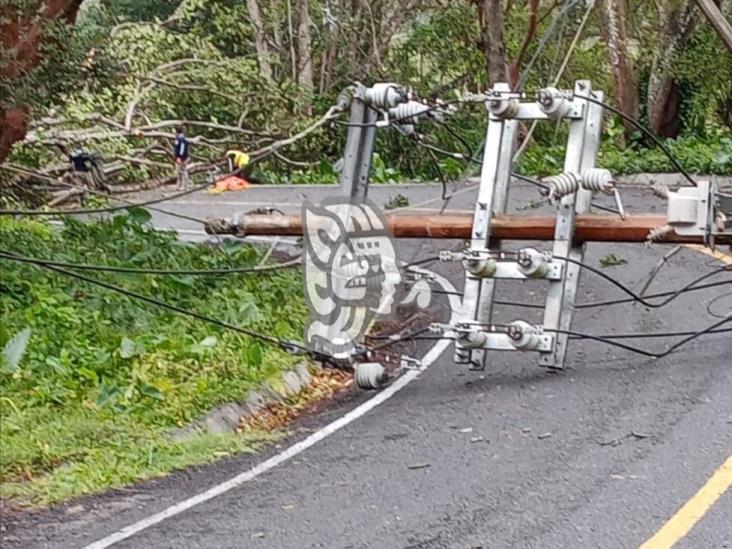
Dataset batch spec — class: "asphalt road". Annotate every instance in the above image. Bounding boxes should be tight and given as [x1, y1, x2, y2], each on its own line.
[4, 179, 731, 549]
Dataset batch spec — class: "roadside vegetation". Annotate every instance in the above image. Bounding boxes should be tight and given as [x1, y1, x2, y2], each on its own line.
[0, 212, 306, 506]
[1, 0, 731, 509]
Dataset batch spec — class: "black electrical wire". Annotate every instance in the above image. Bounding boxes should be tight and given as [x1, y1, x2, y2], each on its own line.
[575, 94, 698, 187]
[402, 256, 440, 268]
[334, 92, 544, 129]
[435, 119, 477, 162]
[392, 125, 454, 202]
[334, 99, 462, 128]
[425, 147, 453, 202]
[0, 250, 299, 276]
[577, 279, 732, 309]
[567, 327, 732, 340]
[509, 171, 549, 190]
[414, 130, 624, 216]
[365, 328, 430, 351]
[429, 271, 732, 309]
[0, 251, 314, 354]
[0, 180, 212, 216]
[706, 290, 732, 319]
[546, 313, 731, 358]
[554, 256, 732, 309]
[499, 279, 730, 309]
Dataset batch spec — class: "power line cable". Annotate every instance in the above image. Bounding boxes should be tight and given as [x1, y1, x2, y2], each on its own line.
[0, 250, 299, 276]
[430, 274, 732, 309]
[514, 0, 583, 91]
[513, 0, 594, 161]
[546, 313, 731, 358]
[706, 290, 732, 319]
[0, 251, 314, 355]
[0, 179, 213, 216]
[553, 256, 731, 309]
[574, 94, 698, 187]
[567, 327, 732, 340]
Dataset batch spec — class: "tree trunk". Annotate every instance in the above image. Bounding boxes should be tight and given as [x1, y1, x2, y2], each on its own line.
[646, 0, 697, 137]
[295, 0, 314, 98]
[246, 0, 274, 85]
[599, 0, 638, 139]
[474, 0, 509, 86]
[0, 0, 84, 164]
[0, 108, 31, 165]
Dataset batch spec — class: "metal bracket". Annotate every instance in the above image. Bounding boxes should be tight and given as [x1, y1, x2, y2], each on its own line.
[399, 355, 423, 371]
[456, 80, 604, 371]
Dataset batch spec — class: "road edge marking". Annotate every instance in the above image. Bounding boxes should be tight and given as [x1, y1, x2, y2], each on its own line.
[684, 244, 732, 265]
[638, 454, 732, 549]
[83, 270, 461, 549]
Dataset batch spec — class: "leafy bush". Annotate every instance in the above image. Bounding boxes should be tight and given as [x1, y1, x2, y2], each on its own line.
[517, 136, 732, 176]
[0, 213, 306, 505]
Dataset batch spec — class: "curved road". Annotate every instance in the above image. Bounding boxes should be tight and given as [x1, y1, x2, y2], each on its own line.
[5, 180, 731, 549]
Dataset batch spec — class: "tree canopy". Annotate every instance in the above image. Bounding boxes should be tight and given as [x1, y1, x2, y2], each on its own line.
[1, 0, 731, 200]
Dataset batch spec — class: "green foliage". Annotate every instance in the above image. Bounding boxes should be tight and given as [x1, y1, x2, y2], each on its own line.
[0, 214, 306, 506]
[1, 14, 110, 113]
[517, 135, 732, 177]
[672, 28, 732, 136]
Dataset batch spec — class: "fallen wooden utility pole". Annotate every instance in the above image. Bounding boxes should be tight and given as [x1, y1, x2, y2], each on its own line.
[204, 213, 731, 245]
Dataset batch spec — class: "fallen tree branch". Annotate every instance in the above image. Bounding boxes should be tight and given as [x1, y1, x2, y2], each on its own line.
[249, 105, 343, 160]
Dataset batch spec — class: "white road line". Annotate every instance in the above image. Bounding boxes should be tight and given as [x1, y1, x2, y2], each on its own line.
[83, 270, 460, 549]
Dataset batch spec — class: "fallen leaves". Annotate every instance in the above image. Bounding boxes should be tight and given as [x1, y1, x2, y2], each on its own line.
[237, 368, 352, 433]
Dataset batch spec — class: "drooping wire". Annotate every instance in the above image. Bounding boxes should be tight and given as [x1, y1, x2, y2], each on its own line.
[0, 179, 213, 216]
[546, 313, 731, 359]
[567, 327, 732, 340]
[706, 290, 732, 319]
[0, 251, 314, 355]
[0, 249, 299, 276]
[365, 328, 431, 352]
[514, 0, 583, 91]
[553, 256, 732, 309]
[429, 273, 732, 309]
[574, 94, 698, 187]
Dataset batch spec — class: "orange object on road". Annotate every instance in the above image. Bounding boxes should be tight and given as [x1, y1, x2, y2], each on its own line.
[212, 175, 250, 193]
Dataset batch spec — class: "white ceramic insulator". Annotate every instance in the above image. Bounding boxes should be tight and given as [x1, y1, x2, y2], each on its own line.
[458, 330, 487, 350]
[537, 87, 570, 119]
[389, 101, 431, 125]
[488, 98, 519, 119]
[364, 83, 405, 109]
[545, 172, 581, 200]
[581, 168, 614, 193]
[463, 257, 497, 278]
[508, 321, 542, 351]
[517, 248, 549, 278]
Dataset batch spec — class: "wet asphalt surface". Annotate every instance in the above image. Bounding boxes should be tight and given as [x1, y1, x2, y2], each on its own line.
[3, 179, 731, 549]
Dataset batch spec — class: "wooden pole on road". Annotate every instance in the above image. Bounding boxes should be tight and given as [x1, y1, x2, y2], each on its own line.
[204, 213, 731, 245]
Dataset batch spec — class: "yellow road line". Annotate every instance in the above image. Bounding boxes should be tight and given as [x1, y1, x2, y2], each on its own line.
[638, 455, 732, 549]
[684, 244, 732, 265]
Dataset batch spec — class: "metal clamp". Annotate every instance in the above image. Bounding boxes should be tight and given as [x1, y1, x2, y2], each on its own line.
[399, 355, 423, 371]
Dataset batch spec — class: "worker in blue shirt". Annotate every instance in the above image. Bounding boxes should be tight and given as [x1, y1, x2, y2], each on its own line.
[68, 142, 100, 201]
[173, 125, 190, 190]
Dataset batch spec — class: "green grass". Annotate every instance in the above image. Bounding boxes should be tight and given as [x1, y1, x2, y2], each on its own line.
[0, 212, 306, 507]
